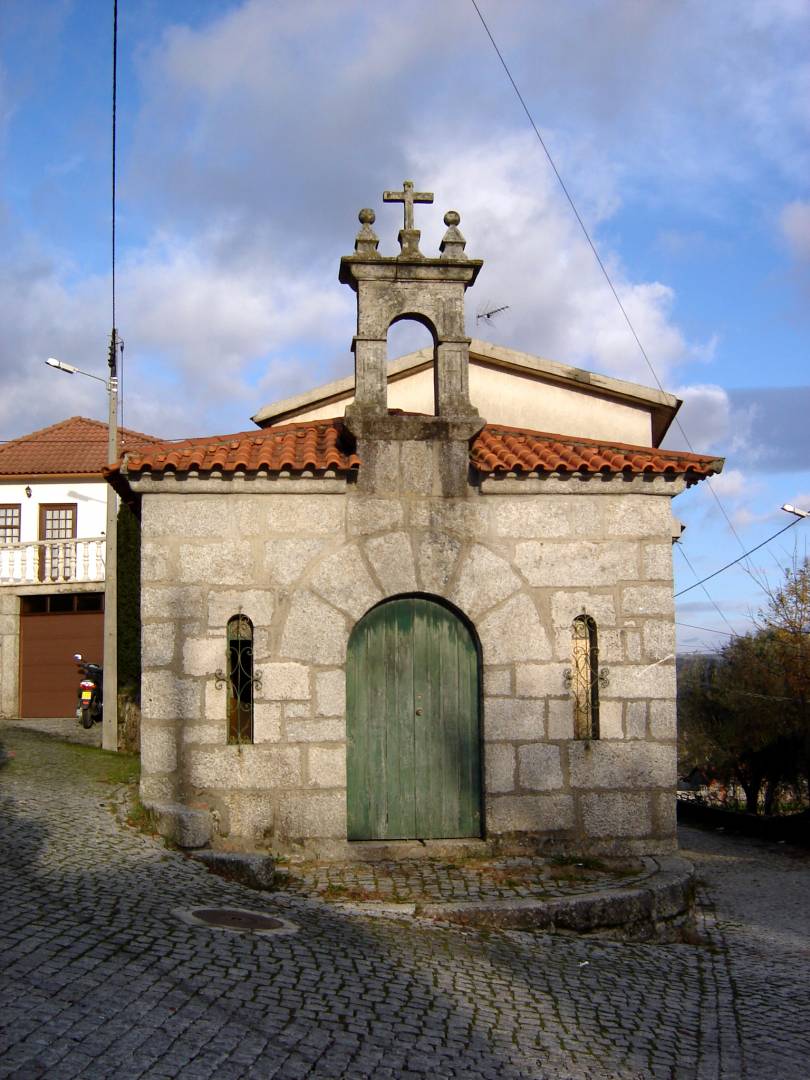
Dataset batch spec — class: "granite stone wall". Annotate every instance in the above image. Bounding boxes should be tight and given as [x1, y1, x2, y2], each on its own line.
[136, 475, 682, 858]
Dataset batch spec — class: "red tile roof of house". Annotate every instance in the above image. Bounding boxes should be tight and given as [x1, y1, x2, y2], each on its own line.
[0, 416, 162, 479]
[111, 416, 721, 486]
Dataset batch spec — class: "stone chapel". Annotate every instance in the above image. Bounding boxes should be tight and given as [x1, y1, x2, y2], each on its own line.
[108, 182, 723, 859]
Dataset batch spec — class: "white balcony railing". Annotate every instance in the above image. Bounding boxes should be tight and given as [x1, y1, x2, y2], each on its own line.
[0, 537, 106, 586]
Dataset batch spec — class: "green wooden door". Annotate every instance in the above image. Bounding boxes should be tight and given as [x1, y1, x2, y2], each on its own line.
[347, 596, 481, 841]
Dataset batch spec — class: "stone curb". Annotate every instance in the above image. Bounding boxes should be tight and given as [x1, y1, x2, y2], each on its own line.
[199, 848, 695, 940]
[413, 856, 695, 939]
[190, 850, 276, 890]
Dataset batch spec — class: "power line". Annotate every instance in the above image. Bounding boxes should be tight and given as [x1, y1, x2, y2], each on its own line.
[674, 517, 802, 597]
[111, 0, 117, 333]
[677, 622, 735, 638]
[675, 544, 738, 637]
[469, 0, 751, 562]
[677, 621, 810, 647]
[111, 0, 124, 432]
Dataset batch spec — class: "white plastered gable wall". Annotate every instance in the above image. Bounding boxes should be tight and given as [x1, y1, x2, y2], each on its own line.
[252, 341, 679, 448]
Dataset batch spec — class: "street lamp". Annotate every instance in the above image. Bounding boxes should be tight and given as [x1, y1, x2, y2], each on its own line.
[781, 504, 810, 520]
[46, 333, 120, 752]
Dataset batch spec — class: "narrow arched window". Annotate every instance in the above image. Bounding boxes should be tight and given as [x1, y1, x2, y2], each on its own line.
[227, 615, 254, 744]
[572, 615, 600, 740]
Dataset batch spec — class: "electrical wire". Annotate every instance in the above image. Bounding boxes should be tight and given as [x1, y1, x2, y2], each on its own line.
[674, 517, 802, 597]
[111, 0, 124, 433]
[111, 0, 117, 334]
[675, 544, 738, 637]
[469, 0, 751, 563]
[677, 622, 735, 637]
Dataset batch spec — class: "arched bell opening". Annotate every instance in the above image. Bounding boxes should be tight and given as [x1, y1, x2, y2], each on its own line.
[386, 314, 439, 416]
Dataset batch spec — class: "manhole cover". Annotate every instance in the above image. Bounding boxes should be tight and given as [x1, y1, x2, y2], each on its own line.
[193, 908, 284, 930]
[176, 907, 297, 935]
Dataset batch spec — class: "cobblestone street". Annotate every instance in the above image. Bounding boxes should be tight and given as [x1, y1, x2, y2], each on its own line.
[1, 727, 808, 1079]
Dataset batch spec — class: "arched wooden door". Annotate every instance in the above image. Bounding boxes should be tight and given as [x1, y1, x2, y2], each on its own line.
[347, 596, 481, 841]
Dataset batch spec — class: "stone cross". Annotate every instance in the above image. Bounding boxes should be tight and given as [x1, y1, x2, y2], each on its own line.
[383, 180, 433, 232]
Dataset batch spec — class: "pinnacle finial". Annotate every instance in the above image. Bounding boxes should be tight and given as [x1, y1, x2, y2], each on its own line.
[355, 208, 379, 255]
[440, 209, 467, 259]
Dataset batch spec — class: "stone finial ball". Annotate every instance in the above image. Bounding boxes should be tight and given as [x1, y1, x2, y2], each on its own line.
[358, 208, 376, 225]
[444, 210, 461, 227]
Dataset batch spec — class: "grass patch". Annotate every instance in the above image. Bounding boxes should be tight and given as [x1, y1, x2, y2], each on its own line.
[548, 854, 609, 882]
[319, 882, 391, 902]
[476, 865, 537, 886]
[4, 733, 140, 786]
[125, 793, 159, 836]
[549, 854, 607, 870]
[95, 750, 140, 787]
[547, 854, 642, 882]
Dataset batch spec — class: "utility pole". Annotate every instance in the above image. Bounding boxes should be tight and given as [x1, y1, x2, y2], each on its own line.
[102, 329, 119, 751]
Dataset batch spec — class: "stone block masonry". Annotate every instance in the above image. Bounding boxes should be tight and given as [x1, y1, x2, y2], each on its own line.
[136, 480, 679, 858]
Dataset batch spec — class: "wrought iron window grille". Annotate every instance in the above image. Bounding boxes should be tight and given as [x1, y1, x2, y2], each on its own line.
[563, 615, 606, 740]
[215, 614, 259, 744]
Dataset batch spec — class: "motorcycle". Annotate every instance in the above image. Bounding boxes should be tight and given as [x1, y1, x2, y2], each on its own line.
[74, 653, 103, 729]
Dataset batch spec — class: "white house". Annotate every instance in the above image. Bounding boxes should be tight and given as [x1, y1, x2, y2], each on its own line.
[0, 416, 159, 718]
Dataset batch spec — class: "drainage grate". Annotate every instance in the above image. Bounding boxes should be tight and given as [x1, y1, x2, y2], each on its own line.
[176, 906, 297, 935]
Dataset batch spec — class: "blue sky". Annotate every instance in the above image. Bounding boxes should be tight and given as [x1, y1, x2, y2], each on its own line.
[2, 0, 809, 650]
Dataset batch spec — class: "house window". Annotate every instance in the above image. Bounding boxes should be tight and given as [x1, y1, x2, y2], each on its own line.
[0, 505, 21, 544]
[572, 615, 600, 740]
[227, 615, 254, 744]
[39, 503, 77, 582]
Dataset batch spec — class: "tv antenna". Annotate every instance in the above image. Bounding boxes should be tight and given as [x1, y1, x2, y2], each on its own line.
[476, 301, 510, 326]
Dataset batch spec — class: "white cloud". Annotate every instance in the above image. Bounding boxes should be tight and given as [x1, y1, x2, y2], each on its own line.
[709, 468, 748, 499]
[669, 384, 730, 453]
[668, 383, 762, 460]
[125, 0, 810, 243]
[120, 230, 350, 369]
[780, 200, 810, 261]
[0, 220, 356, 440]
[404, 131, 705, 386]
[4, 0, 808, 450]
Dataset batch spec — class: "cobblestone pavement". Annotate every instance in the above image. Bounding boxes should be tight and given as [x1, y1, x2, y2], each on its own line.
[279, 851, 652, 906]
[1, 726, 809, 1079]
[3, 716, 101, 748]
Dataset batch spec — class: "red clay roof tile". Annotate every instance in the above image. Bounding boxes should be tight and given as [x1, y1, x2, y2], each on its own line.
[0, 416, 162, 478]
[111, 416, 721, 486]
[472, 424, 722, 481]
[117, 418, 360, 477]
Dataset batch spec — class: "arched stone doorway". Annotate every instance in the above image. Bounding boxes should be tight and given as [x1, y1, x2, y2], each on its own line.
[346, 595, 482, 841]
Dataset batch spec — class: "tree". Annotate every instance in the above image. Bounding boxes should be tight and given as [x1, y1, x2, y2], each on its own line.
[678, 557, 810, 814]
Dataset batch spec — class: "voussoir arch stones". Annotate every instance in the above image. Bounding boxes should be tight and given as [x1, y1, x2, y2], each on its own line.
[282, 538, 549, 668]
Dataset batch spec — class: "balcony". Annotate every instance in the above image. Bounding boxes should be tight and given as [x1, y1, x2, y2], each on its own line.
[0, 537, 106, 587]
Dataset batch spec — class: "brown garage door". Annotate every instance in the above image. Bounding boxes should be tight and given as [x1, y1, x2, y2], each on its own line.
[20, 595, 104, 717]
